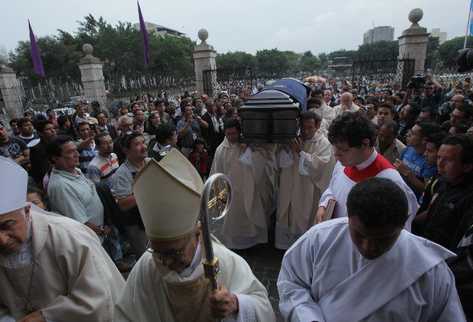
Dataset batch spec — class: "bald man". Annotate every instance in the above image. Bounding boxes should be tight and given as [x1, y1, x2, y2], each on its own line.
[333, 92, 360, 117]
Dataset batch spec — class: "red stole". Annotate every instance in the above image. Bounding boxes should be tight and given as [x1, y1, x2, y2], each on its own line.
[343, 154, 394, 183]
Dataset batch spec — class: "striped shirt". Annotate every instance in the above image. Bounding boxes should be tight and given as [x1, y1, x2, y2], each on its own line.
[87, 153, 119, 189]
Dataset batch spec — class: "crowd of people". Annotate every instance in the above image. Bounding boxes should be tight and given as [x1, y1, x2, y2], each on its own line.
[0, 73, 472, 321]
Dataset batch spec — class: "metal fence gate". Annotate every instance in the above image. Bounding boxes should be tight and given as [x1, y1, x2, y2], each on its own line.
[203, 68, 258, 97]
[351, 58, 415, 90]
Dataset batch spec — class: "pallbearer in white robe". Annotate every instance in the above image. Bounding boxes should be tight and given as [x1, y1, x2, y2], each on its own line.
[278, 178, 466, 322]
[210, 120, 278, 249]
[114, 148, 275, 322]
[276, 112, 335, 250]
[316, 112, 418, 230]
[0, 157, 125, 322]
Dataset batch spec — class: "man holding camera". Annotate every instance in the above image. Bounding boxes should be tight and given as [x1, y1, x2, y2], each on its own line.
[177, 104, 205, 157]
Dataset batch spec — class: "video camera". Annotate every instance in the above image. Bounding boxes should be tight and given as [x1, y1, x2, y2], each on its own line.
[457, 48, 473, 73]
[407, 75, 426, 90]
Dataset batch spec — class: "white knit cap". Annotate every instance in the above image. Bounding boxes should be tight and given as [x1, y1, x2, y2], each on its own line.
[0, 157, 28, 215]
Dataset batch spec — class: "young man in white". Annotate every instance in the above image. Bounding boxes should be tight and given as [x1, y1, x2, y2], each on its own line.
[278, 177, 466, 322]
[276, 112, 335, 249]
[315, 112, 418, 230]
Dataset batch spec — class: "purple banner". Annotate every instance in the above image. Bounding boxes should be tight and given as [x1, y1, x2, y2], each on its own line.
[138, 2, 150, 65]
[28, 20, 45, 78]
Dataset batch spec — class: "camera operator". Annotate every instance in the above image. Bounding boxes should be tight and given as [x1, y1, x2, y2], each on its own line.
[176, 104, 205, 157]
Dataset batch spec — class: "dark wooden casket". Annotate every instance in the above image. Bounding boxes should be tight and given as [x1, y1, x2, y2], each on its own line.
[240, 79, 309, 143]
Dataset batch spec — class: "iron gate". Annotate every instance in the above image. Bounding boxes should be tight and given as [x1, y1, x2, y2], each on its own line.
[352, 58, 415, 90]
[203, 68, 257, 97]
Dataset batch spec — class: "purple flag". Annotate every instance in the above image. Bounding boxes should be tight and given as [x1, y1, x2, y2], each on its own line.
[28, 20, 45, 78]
[138, 2, 150, 65]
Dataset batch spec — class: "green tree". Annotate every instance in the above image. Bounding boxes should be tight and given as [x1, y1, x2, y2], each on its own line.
[299, 51, 320, 72]
[216, 51, 256, 71]
[438, 36, 473, 69]
[8, 14, 195, 86]
[256, 49, 292, 77]
[357, 41, 399, 61]
[425, 36, 440, 69]
[318, 53, 328, 69]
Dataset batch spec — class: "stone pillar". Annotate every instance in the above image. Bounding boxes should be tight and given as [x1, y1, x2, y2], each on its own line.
[398, 8, 430, 75]
[78, 44, 107, 110]
[193, 29, 217, 96]
[0, 64, 23, 119]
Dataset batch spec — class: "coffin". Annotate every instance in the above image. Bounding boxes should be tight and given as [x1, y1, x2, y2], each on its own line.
[239, 79, 310, 143]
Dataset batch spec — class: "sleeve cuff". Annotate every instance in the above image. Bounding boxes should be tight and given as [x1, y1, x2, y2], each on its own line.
[224, 293, 258, 322]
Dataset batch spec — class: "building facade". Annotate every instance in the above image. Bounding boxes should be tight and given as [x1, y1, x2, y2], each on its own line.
[430, 28, 447, 45]
[133, 22, 186, 38]
[363, 26, 395, 44]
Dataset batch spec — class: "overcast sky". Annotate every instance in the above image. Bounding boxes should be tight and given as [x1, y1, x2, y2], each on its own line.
[0, 0, 469, 56]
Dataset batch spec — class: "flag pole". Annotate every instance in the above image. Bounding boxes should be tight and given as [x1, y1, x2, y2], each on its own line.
[464, 0, 472, 49]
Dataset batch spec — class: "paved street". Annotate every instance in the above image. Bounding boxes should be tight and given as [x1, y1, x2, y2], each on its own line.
[210, 219, 286, 321]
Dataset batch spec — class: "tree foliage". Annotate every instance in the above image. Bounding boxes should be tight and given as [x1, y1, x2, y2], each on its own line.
[438, 36, 473, 69]
[357, 41, 399, 61]
[9, 14, 195, 85]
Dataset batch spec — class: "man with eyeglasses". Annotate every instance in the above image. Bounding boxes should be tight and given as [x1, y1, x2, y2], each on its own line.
[114, 149, 275, 322]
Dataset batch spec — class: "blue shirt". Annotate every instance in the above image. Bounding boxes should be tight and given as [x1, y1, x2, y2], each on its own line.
[400, 146, 437, 181]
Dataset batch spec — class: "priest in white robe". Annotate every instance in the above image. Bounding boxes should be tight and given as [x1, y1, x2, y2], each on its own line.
[0, 157, 125, 322]
[276, 112, 335, 249]
[332, 92, 360, 117]
[210, 119, 278, 249]
[278, 178, 466, 322]
[316, 112, 418, 230]
[114, 148, 275, 322]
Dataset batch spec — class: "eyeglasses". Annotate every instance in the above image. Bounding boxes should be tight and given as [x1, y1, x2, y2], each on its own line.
[146, 241, 188, 262]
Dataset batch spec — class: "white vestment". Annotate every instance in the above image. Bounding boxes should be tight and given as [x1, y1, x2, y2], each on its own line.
[275, 131, 335, 249]
[332, 103, 360, 117]
[210, 140, 277, 249]
[319, 150, 418, 230]
[308, 103, 335, 135]
[0, 208, 125, 322]
[278, 218, 466, 322]
[114, 240, 276, 322]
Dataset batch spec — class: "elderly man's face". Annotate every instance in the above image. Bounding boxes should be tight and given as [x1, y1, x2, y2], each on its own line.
[437, 144, 472, 184]
[150, 230, 200, 273]
[0, 207, 30, 256]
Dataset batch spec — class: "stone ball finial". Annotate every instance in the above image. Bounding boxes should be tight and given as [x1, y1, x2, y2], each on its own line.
[198, 29, 209, 43]
[82, 43, 94, 55]
[408, 8, 423, 25]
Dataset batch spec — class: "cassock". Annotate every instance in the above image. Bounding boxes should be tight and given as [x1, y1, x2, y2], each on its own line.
[276, 130, 335, 249]
[210, 140, 278, 249]
[0, 207, 125, 321]
[278, 218, 466, 322]
[114, 239, 276, 322]
[319, 150, 418, 230]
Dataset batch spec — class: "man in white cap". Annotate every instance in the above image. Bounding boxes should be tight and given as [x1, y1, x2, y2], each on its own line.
[114, 149, 276, 322]
[0, 157, 125, 322]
